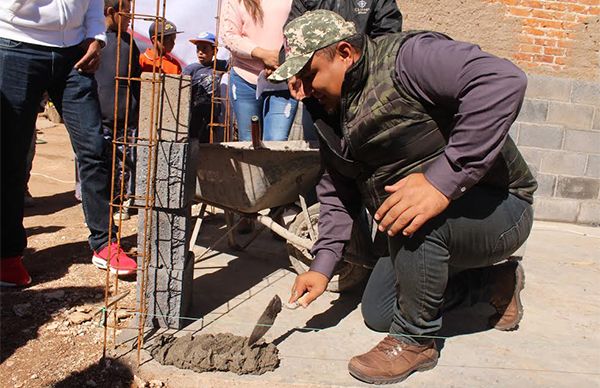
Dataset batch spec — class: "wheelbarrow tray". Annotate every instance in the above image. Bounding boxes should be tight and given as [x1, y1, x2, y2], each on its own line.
[196, 141, 321, 214]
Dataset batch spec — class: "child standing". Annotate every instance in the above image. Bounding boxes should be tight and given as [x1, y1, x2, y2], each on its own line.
[139, 20, 182, 74]
[183, 32, 228, 142]
[96, 0, 141, 221]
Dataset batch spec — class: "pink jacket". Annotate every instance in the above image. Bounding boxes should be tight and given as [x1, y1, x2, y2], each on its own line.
[220, 0, 292, 85]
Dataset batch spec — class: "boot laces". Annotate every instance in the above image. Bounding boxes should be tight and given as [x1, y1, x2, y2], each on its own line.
[376, 336, 404, 357]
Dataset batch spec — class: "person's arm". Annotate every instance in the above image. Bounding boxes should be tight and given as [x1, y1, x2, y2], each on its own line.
[83, 0, 106, 45]
[396, 32, 527, 200]
[376, 32, 527, 237]
[368, 0, 403, 37]
[290, 168, 362, 307]
[74, 0, 106, 73]
[219, 0, 256, 59]
[219, 0, 278, 69]
[2, 0, 27, 19]
[309, 170, 361, 278]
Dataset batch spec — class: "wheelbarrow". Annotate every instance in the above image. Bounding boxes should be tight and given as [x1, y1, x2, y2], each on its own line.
[194, 140, 377, 292]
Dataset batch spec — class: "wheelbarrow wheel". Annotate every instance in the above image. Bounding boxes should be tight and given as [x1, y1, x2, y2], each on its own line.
[286, 203, 373, 292]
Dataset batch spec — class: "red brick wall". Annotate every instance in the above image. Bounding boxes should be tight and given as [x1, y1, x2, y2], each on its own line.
[487, 0, 599, 72]
[401, 0, 600, 81]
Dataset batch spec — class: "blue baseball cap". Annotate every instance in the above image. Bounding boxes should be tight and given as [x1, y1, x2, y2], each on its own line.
[189, 32, 216, 46]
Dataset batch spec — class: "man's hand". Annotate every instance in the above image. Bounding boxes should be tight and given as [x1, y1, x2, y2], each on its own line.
[288, 75, 307, 100]
[375, 173, 450, 237]
[289, 270, 329, 308]
[74, 38, 102, 73]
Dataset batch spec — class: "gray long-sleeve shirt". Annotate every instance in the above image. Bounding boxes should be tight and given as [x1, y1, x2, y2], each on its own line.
[310, 32, 527, 278]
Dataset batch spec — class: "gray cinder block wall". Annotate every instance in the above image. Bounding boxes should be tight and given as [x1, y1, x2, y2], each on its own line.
[512, 74, 600, 225]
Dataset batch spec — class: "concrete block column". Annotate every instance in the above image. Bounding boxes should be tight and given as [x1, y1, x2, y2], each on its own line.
[135, 73, 196, 328]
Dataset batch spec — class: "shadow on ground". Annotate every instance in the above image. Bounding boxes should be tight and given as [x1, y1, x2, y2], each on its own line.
[189, 214, 291, 329]
[23, 234, 137, 287]
[192, 255, 289, 319]
[306, 285, 365, 329]
[189, 213, 496, 352]
[24, 190, 80, 217]
[272, 288, 364, 346]
[435, 303, 496, 352]
[26, 225, 65, 237]
[0, 286, 103, 363]
[53, 357, 134, 387]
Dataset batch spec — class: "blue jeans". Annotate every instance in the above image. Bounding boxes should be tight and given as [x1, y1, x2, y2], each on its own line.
[360, 187, 533, 344]
[229, 69, 298, 141]
[0, 38, 114, 257]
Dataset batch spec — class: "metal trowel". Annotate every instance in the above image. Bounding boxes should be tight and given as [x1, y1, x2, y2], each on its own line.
[248, 295, 283, 346]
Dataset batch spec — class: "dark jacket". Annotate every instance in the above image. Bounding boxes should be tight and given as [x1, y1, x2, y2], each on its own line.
[96, 30, 141, 129]
[286, 0, 402, 37]
[315, 32, 537, 214]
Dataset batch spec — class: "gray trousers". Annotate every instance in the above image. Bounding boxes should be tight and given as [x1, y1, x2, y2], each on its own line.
[361, 187, 533, 344]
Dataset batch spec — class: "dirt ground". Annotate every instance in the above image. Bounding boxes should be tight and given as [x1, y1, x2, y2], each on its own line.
[0, 117, 148, 387]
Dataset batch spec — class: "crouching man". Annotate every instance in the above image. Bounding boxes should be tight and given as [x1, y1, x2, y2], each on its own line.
[270, 10, 537, 385]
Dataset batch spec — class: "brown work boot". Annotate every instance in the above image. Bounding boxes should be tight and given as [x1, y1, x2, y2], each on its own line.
[348, 336, 438, 384]
[489, 259, 525, 331]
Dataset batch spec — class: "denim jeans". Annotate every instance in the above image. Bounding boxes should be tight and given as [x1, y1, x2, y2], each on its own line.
[0, 38, 114, 257]
[360, 187, 533, 344]
[229, 69, 298, 141]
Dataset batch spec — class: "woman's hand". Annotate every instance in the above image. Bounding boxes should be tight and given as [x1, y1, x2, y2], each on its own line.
[251, 47, 280, 70]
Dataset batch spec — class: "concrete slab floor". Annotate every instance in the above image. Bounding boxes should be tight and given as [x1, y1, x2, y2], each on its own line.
[113, 218, 600, 387]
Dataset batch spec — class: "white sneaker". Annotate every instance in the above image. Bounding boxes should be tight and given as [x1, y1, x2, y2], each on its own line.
[113, 209, 130, 221]
[113, 198, 131, 221]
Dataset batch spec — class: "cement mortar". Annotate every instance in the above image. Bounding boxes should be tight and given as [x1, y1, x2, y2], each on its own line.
[149, 333, 280, 375]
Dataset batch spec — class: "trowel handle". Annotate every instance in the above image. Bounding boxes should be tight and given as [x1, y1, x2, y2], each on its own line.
[284, 301, 300, 310]
[284, 290, 309, 310]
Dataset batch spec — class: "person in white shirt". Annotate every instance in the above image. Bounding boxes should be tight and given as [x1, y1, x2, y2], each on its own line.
[0, 0, 137, 287]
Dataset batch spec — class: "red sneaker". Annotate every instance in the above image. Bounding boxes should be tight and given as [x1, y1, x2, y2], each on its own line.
[92, 243, 137, 276]
[0, 256, 32, 287]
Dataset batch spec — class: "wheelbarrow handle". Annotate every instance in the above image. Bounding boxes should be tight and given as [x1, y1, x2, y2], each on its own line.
[255, 214, 314, 251]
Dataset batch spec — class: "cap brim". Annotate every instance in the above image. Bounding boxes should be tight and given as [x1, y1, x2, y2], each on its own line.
[189, 39, 214, 45]
[268, 53, 313, 82]
[152, 31, 183, 38]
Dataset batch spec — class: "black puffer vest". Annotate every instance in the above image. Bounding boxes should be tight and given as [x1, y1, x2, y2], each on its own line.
[315, 32, 537, 215]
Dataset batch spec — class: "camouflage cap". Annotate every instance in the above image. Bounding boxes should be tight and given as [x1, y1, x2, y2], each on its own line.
[269, 10, 357, 82]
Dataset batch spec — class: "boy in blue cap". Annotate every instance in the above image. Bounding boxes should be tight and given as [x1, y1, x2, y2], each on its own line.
[183, 32, 228, 142]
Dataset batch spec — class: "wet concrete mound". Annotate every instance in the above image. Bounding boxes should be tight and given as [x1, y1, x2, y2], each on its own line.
[149, 333, 279, 375]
